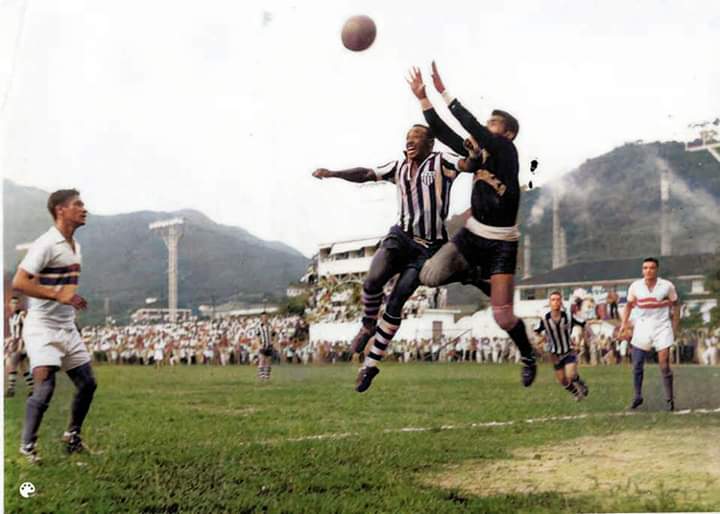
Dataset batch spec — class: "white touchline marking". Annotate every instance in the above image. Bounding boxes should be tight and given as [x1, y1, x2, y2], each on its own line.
[239, 406, 720, 447]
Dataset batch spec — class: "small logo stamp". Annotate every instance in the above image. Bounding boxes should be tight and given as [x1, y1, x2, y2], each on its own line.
[19, 482, 36, 498]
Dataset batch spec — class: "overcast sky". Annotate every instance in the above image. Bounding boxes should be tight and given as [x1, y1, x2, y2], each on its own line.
[2, 0, 718, 256]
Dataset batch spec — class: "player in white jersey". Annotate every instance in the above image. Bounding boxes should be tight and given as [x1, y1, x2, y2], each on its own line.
[5, 296, 34, 397]
[619, 258, 680, 411]
[12, 189, 98, 462]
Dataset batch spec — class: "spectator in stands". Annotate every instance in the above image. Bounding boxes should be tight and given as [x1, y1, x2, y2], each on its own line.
[607, 288, 619, 320]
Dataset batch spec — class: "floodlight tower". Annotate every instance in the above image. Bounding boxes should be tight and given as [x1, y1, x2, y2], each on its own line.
[149, 218, 184, 323]
[522, 234, 532, 279]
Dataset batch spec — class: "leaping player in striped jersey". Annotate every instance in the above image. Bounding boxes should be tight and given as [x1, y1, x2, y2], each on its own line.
[5, 296, 34, 397]
[619, 258, 680, 411]
[533, 291, 589, 401]
[313, 124, 482, 392]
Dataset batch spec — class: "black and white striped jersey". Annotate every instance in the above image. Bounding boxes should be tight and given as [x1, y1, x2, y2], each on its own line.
[534, 309, 586, 355]
[9, 310, 24, 340]
[258, 324, 274, 349]
[374, 152, 462, 241]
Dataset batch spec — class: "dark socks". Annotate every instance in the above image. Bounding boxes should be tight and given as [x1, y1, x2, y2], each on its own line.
[507, 319, 534, 360]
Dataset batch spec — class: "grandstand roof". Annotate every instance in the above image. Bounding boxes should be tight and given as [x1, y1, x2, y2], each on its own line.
[517, 253, 716, 288]
[329, 237, 382, 255]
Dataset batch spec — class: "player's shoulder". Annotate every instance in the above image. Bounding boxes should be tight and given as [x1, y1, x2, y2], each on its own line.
[629, 278, 645, 289]
[657, 277, 676, 288]
[29, 226, 58, 248]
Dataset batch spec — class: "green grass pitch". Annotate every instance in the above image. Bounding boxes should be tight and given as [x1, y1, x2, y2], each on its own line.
[5, 362, 720, 513]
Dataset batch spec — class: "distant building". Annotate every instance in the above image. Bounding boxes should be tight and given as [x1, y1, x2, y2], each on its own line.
[309, 236, 452, 329]
[131, 308, 193, 324]
[198, 303, 280, 318]
[317, 236, 383, 281]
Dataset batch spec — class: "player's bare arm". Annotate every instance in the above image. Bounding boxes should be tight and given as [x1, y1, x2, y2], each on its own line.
[13, 268, 87, 311]
[407, 67, 471, 158]
[670, 300, 680, 338]
[312, 167, 377, 183]
[407, 67, 483, 175]
[619, 299, 635, 337]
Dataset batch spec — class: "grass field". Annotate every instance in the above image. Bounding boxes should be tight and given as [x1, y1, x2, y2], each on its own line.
[4, 362, 720, 513]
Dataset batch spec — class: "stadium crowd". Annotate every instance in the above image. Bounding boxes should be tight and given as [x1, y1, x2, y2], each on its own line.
[73, 315, 719, 367]
[306, 276, 445, 323]
[6, 310, 718, 368]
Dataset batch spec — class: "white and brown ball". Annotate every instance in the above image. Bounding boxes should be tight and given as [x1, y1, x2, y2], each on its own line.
[341, 15, 376, 52]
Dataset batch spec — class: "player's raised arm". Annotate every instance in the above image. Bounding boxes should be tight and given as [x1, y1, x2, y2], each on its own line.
[431, 61, 514, 155]
[407, 67, 468, 156]
[312, 167, 377, 183]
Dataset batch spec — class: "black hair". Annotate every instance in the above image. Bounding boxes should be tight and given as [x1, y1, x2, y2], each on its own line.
[411, 124, 435, 142]
[642, 257, 659, 267]
[492, 109, 519, 140]
[47, 189, 80, 220]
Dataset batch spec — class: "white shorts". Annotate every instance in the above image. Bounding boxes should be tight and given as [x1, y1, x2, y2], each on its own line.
[23, 320, 91, 371]
[631, 322, 674, 352]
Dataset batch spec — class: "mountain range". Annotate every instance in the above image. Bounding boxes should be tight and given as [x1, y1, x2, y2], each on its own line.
[445, 140, 720, 306]
[3, 179, 309, 324]
[4, 140, 719, 321]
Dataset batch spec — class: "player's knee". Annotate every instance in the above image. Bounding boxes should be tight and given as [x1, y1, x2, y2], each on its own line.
[492, 308, 517, 331]
[28, 376, 55, 411]
[363, 275, 383, 293]
[419, 262, 442, 287]
[82, 376, 98, 396]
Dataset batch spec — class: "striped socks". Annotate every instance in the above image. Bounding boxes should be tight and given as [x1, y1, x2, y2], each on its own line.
[365, 312, 402, 367]
[23, 371, 34, 390]
[7, 372, 17, 393]
[257, 365, 271, 381]
[564, 381, 578, 396]
[361, 289, 384, 327]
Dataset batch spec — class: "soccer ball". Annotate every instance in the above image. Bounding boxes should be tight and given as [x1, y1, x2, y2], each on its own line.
[341, 15, 376, 52]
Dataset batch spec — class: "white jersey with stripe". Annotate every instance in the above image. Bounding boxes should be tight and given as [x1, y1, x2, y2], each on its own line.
[374, 152, 461, 241]
[627, 278, 677, 328]
[18, 226, 82, 329]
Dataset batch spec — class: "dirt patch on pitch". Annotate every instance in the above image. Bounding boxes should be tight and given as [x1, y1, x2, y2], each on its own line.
[424, 427, 720, 504]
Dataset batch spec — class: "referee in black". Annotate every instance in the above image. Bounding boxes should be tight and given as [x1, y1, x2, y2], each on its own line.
[534, 291, 589, 400]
